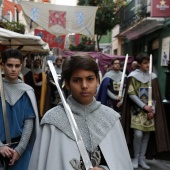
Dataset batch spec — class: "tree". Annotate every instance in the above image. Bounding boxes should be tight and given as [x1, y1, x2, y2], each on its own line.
[69, 35, 95, 51]
[114, 0, 127, 12]
[78, 0, 118, 51]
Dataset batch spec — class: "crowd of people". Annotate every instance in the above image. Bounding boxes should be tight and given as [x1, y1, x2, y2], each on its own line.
[0, 48, 170, 170]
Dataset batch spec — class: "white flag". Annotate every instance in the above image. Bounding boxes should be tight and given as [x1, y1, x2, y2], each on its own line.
[20, 1, 98, 38]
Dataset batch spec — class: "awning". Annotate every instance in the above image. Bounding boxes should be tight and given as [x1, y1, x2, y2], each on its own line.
[0, 28, 50, 53]
[119, 17, 165, 40]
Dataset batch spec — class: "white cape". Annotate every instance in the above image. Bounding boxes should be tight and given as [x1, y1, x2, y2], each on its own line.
[29, 120, 133, 170]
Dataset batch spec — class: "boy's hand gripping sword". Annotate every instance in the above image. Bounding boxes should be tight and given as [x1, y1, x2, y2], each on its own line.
[47, 60, 93, 170]
[148, 54, 152, 107]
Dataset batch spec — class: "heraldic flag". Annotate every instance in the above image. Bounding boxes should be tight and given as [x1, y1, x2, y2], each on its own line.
[34, 29, 66, 50]
[20, 1, 98, 38]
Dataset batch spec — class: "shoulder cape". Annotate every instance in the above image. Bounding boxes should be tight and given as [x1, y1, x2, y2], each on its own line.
[128, 69, 157, 83]
[103, 70, 123, 82]
[2, 79, 40, 149]
[41, 96, 120, 152]
[96, 77, 111, 105]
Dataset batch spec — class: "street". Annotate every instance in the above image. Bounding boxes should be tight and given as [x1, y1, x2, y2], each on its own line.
[0, 159, 170, 170]
[136, 159, 170, 170]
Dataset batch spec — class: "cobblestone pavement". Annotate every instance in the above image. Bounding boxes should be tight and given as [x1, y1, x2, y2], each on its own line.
[136, 159, 170, 170]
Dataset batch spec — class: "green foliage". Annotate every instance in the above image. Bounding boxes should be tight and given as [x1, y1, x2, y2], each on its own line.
[0, 21, 25, 34]
[78, 0, 116, 36]
[69, 36, 95, 52]
[78, 0, 103, 6]
[77, 0, 117, 50]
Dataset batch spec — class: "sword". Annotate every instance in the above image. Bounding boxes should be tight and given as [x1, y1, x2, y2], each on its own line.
[5, 141, 19, 146]
[148, 54, 152, 107]
[118, 54, 128, 97]
[47, 60, 93, 170]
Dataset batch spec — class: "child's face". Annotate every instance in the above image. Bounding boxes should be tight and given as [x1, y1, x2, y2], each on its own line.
[139, 59, 149, 72]
[66, 69, 98, 105]
[2, 58, 22, 82]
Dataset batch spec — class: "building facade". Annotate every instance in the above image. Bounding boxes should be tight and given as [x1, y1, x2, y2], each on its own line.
[112, 0, 170, 98]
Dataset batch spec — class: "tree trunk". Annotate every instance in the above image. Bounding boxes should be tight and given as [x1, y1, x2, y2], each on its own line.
[97, 34, 102, 51]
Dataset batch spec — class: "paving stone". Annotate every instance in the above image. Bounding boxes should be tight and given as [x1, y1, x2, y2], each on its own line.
[136, 159, 170, 170]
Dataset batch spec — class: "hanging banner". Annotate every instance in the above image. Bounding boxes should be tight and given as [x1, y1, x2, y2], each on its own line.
[20, 1, 98, 38]
[34, 29, 66, 49]
[151, 0, 170, 17]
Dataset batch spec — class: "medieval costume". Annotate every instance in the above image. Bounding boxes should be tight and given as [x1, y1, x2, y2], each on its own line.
[21, 67, 35, 89]
[121, 69, 170, 167]
[29, 96, 133, 170]
[48, 69, 61, 107]
[0, 79, 39, 170]
[32, 67, 43, 107]
[97, 70, 126, 113]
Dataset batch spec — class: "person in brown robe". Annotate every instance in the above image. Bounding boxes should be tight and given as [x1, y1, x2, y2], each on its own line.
[121, 53, 170, 169]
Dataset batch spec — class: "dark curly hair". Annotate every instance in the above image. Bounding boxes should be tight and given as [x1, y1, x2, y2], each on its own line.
[1, 48, 23, 64]
[62, 54, 99, 83]
[136, 53, 149, 64]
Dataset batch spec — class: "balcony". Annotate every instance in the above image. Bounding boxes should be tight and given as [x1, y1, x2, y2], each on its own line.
[114, 0, 165, 40]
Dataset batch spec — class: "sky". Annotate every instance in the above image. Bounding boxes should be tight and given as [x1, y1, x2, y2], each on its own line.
[51, 0, 77, 6]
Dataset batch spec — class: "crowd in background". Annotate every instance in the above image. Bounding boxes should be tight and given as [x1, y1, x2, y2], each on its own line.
[0, 49, 170, 170]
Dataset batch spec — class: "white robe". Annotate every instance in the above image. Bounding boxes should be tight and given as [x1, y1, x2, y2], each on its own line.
[29, 119, 133, 170]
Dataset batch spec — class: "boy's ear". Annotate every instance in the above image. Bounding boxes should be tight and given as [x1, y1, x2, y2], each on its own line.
[65, 81, 70, 91]
[1, 63, 4, 70]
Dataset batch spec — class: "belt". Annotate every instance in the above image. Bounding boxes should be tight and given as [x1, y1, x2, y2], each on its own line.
[2, 136, 21, 145]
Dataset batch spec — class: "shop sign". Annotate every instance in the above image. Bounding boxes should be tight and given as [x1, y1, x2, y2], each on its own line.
[151, 0, 170, 17]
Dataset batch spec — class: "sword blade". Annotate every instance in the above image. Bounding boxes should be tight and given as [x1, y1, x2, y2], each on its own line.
[5, 141, 19, 146]
[148, 54, 152, 106]
[118, 54, 128, 97]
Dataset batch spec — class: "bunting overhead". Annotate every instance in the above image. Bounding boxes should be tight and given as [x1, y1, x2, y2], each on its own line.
[20, 1, 98, 38]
